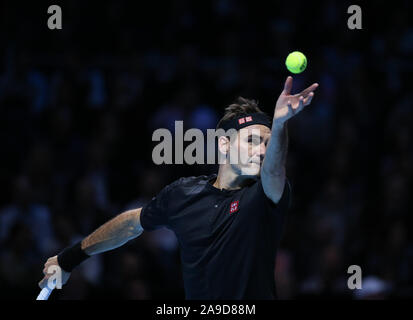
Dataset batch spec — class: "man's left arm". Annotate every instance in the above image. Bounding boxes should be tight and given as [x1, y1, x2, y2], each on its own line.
[261, 76, 319, 204]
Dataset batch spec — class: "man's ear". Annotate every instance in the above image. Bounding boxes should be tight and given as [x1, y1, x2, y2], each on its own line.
[217, 136, 230, 156]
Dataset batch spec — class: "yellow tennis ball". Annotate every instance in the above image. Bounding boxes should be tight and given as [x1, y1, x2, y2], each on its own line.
[285, 51, 307, 74]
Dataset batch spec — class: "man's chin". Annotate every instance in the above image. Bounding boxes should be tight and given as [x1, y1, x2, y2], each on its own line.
[239, 165, 261, 177]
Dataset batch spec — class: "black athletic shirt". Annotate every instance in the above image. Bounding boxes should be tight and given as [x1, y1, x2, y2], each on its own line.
[140, 173, 292, 300]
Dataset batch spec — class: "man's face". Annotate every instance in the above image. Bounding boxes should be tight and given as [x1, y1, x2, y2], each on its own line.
[227, 124, 271, 177]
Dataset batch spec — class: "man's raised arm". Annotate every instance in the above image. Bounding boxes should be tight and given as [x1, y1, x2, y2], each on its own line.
[261, 76, 318, 204]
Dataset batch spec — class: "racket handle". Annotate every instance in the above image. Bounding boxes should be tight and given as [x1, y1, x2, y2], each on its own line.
[36, 286, 54, 300]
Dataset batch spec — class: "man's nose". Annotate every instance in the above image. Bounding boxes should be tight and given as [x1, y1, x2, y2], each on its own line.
[260, 143, 267, 157]
[252, 144, 266, 163]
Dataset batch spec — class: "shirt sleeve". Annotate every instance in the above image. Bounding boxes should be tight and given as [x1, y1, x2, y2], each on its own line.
[140, 183, 173, 231]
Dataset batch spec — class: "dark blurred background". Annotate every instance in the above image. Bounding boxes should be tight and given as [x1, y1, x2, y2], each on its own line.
[0, 0, 412, 299]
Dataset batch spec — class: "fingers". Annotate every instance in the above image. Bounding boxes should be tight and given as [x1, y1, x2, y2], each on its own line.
[39, 257, 57, 289]
[287, 100, 293, 114]
[300, 83, 319, 97]
[38, 276, 48, 289]
[39, 263, 52, 289]
[282, 76, 293, 95]
[43, 262, 51, 275]
[287, 96, 304, 115]
[297, 96, 304, 112]
[303, 91, 314, 106]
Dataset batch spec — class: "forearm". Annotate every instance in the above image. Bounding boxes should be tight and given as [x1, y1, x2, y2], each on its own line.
[262, 121, 288, 177]
[81, 208, 143, 256]
[260, 121, 288, 204]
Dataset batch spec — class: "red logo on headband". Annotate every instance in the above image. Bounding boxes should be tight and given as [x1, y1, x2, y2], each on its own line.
[238, 116, 253, 125]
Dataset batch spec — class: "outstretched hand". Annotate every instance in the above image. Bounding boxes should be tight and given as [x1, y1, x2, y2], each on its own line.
[38, 255, 71, 289]
[273, 76, 319, 127]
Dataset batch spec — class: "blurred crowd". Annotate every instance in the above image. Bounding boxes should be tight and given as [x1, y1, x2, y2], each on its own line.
[0, 0, 412, 299]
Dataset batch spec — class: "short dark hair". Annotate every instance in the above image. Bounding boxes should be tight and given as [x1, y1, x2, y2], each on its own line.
[216, 97, 266, 129]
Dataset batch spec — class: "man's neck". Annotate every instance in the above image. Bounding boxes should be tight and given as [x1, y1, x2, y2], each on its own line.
[213, 165, 257, 190]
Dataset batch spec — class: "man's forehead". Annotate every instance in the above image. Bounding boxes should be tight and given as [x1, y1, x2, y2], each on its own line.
[239, 124, 271, 136]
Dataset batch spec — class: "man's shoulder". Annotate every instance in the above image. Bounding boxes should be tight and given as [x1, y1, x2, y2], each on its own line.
[169, 174, 215, 189]
[161, 174, 216, 198]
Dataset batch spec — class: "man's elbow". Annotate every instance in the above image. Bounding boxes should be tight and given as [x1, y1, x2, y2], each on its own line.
[261, 170, 286, 204]
[124, 208, 144, 239]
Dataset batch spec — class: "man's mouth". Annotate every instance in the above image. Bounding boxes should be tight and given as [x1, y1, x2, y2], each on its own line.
[249, 159, 262, 165]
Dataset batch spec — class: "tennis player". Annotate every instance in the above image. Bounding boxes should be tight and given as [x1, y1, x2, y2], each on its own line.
[39, 76, 318, 299]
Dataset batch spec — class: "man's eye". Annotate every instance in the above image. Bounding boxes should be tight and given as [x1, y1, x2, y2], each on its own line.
[248, 136, 264, 145]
